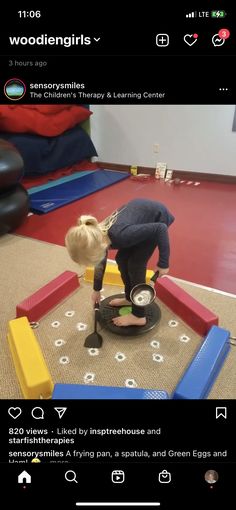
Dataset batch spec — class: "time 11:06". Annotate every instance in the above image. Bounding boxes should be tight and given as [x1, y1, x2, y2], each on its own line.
[18, 11, 41, 18]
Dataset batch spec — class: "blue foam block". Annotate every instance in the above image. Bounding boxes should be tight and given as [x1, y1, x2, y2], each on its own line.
[30, 169, 130, 213]
[173, 325, 230, 399]
[52, 384, 169, 400]
[28, 170, 96, 195]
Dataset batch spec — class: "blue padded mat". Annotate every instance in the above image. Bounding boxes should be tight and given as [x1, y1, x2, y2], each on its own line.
[172, 325, 230, 400]
[52, 383, 169, 400]
[30, 169, 130, 213]
[28, 170, 96, 195]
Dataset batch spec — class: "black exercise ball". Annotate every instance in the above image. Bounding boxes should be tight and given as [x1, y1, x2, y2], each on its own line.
[0, 139, 24, 190]
[0, 184, 29, 235]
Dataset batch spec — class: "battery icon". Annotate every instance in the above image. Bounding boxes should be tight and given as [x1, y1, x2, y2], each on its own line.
[211, 10, 226, 18]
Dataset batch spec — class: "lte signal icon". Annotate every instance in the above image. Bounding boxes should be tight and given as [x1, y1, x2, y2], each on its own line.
[186, 11, 196, 18]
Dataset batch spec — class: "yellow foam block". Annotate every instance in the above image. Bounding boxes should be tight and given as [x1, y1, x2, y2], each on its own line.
[7, 317, 54, 399]
[85, 264, 154, 286]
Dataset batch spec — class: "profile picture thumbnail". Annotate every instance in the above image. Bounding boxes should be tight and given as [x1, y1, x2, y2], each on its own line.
[204, 470, 219, 484]
[4, 78, 26, 100]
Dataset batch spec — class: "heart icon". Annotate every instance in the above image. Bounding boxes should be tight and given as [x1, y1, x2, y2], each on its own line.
[8, 407, 22, 419]
[184, 34, 198, 46]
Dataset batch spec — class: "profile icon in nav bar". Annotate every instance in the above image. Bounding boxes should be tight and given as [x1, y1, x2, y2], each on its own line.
[205, 470, 219, 485]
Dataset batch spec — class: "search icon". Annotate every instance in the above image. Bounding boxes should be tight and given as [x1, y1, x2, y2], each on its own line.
[65, 470, 78, 483]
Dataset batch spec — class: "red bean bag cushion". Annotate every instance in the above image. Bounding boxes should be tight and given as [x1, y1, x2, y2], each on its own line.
[0, 105, 91, 137]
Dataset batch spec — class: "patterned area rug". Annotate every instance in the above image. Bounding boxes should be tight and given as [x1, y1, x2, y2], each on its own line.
[0, 234, 236, 399]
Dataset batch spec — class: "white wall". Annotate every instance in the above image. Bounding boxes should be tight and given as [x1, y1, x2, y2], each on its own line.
[90, 105, 236, 175]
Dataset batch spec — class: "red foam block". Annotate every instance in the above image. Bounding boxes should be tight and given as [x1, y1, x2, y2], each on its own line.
[16, 271, 79, 321]
[155, 277, 218, 336]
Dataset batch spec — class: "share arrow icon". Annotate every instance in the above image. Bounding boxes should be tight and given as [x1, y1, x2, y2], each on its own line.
[54, 407, 67, 419]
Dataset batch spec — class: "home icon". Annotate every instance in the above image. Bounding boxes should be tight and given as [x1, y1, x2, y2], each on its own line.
[18, 471, 31, 484]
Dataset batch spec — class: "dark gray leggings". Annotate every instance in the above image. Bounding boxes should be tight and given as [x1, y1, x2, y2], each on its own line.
[115, 239, 157, 318]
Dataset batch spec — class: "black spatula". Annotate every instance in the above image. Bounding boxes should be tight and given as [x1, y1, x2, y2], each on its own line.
[84, 302, 103, 348]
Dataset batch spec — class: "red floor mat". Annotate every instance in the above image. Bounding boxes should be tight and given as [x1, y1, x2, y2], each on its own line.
[15, 177, 236, 294]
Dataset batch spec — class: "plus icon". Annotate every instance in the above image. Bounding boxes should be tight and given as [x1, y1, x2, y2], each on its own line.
[156, 33, 169, 46]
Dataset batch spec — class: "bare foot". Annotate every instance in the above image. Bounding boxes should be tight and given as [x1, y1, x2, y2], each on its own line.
[112, 313, 146, 327]
[109, 297, 132, 307]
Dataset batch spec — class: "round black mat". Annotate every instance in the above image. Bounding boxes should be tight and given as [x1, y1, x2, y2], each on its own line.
[99, 294, 161, 336]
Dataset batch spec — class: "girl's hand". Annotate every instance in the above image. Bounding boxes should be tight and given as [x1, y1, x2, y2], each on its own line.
[91, 290, 101, 305]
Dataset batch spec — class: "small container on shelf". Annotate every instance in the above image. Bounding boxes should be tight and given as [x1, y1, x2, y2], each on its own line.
[130, 165, 138, 176]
